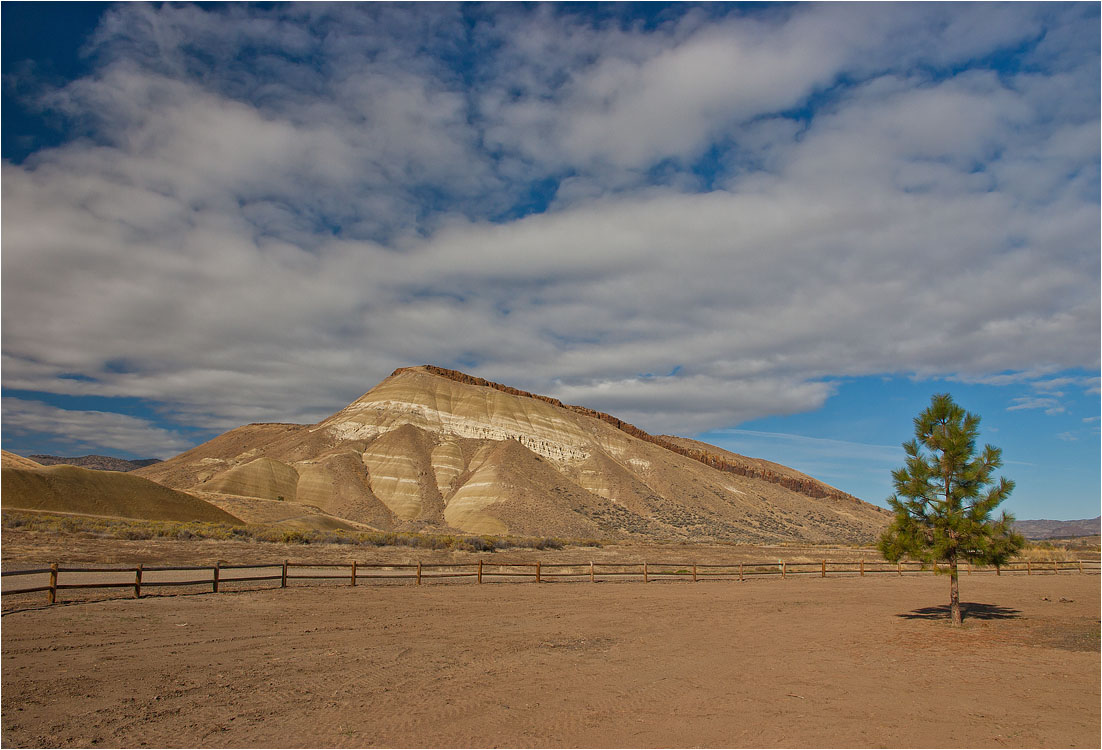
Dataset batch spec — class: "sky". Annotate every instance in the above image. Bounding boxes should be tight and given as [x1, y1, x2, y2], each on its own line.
[2, 2, 1099, 521]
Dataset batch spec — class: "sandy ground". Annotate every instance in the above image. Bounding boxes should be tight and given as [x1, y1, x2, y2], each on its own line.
[2, 574, 1098, 748]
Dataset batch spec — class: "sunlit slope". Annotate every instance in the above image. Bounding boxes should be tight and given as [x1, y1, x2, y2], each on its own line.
[135, 366, 890, 543]
[1, 450, 45, 471]
[204, 457, 301, 504]
[320, 368, 601, 462]
[2, 457, 243, 524]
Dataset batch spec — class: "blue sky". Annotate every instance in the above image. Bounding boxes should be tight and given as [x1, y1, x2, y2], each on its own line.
[2, 3, 1099, 520]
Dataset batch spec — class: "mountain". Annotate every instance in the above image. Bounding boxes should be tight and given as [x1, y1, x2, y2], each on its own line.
[1013, 516, 1101, 540]
[1, 450, 242, 525]
[134, 366, 890, 543]
[27, 454, 163, 472]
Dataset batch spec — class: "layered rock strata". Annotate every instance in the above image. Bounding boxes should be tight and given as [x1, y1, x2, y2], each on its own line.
[134, 366, 891, 542]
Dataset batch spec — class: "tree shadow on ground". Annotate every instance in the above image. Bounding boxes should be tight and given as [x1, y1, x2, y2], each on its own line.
[897, 602, 1021, 621]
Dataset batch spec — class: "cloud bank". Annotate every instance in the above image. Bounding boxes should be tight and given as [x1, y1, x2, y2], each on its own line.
[3, 3, 1099, 441]
[1, 398, 193, 458]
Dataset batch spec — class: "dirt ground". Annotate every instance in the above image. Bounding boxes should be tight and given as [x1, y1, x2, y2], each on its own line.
[2, 573, 1098, 748]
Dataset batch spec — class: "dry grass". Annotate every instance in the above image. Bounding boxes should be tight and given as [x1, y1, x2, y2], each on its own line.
[4, 510, 1097, 572]
[0, 510, 598, 553]
[1020, 538, 1101, 562]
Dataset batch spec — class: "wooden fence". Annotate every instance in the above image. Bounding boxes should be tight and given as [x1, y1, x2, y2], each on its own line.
[2, 557, 1098, 606]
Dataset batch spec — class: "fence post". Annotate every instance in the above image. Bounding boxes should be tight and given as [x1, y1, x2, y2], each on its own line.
[281, 560, 288, 588]
[967, 561, 972, 575]
[860, 559, 864, 577]
[478, 559, 483, 584]
[739, 562, 743, 582]
[536, 561, 541, 584]
[1027, 560, 1031, 576]
[1052, 560, 1058, 575]
[1079, 560, 1083, 574]
[134, 563, 143, 598]
[821, 560, 826, 578]
[643, 562, 648, 583]
[351, 560, 357, 587]
[897, 562, 902, 577]
[590, 561, 595, 583]
[692, 564, 697, 583]
[213, 562, 220, 593]
[781, 562, 786, 580]
[48, 563, 58, 605]
[996, 564, 1001, 576]
[416, 562, 422, 586]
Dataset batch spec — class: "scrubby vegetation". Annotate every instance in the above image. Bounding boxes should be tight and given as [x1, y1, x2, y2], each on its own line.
[1019, 539, 1101, 561]
[1, 510, 600, 552]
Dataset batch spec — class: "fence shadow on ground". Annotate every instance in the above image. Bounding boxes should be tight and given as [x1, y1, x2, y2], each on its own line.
[896, 602, 1022, 621]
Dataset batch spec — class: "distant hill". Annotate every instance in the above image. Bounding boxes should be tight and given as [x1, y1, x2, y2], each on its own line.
[1013, 516, 1101, 540]
[27, 454, 163, 472]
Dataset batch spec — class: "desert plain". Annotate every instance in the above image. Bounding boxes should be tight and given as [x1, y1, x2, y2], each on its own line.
[2, 534, 1099, 749]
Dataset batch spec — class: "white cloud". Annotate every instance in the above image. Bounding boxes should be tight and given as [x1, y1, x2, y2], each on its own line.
[2, 3, 1098, 446]
[1, 398, 193, 458]
[551, 374, 837, 435]
[1007, 397, 1067, 415]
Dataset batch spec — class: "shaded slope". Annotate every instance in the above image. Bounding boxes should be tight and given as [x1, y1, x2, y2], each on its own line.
[443, 439, 606, 538]
[294, 451, 396, 529]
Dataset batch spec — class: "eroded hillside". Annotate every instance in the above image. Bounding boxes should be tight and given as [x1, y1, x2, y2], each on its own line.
[133, 366, 889, 543]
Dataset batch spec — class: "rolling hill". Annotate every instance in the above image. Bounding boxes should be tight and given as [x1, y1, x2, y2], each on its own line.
[1, 450, 243, 525]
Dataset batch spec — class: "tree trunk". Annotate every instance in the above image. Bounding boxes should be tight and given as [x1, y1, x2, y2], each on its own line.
[949, 556, 962, 626]
[943, 470, 962, 627]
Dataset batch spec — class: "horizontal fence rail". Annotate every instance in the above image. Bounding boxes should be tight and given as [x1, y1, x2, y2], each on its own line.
[2, 557, 1098, 606]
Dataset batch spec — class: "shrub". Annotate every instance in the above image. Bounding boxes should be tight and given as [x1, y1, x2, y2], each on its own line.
[282, 530, 309, 544]
[457, 536, 496, 552]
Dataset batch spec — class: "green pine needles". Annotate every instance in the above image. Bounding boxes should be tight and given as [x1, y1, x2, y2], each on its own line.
[878, 393, 1024, 625]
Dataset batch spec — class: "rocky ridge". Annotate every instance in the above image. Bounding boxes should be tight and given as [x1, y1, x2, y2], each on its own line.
[27, 454, 163, 472]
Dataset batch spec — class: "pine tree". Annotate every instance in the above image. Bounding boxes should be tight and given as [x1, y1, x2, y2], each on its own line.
[878, 393, 1023, 625]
